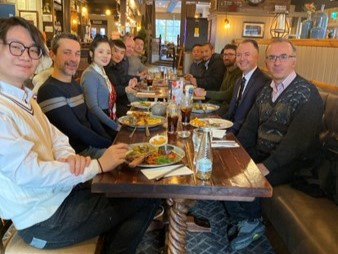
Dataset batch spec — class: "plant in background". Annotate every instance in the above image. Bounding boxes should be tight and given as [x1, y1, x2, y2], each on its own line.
[304, 2, 316, 14]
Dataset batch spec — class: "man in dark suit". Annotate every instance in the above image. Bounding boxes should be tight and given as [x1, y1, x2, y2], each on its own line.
[224, 39, 270, 135]
[185, 42, 225, 91]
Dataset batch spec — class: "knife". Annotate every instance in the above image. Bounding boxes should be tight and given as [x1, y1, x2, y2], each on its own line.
[155, 164, 185, 181]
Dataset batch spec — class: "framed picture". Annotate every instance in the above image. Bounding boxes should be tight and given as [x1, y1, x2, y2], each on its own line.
[19, 11, 38, 27]
[242, 22, 265, 38]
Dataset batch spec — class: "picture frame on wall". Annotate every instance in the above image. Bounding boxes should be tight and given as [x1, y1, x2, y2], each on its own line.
[19, 10, 38, 27]
[242, 22, 265, 38]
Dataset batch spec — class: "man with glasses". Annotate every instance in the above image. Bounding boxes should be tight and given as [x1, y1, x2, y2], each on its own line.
[224, 39, 270, 135]
[194, 44, 242, 114]
[0, 17, 159, 253]
[223, 39, 323, 251]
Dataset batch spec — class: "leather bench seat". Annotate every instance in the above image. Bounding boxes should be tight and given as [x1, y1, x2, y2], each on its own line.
[262, 185, 338, 254]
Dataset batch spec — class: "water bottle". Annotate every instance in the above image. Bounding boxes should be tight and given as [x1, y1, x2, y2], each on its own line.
[196, 128, 213, 180]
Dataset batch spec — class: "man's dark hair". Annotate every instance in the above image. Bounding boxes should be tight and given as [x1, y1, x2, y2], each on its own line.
[0, 16, 47, 56]
[88, 34, 109, 64]
[192, 44, 202, 50]
[223, 44, 237, 52]
[240, 39, 259, 52]
[133, 36, 144, 43]
[110, 39, 126, 50]
[50, 32, 80, 54]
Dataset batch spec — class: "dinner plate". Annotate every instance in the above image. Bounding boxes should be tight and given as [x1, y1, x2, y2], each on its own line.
[127, 143, 185, 168]
[190, 118, 233, 129]
[131, 101, 155, 109]
[118, 115, 165, 128]
[192, 103, 220, 114]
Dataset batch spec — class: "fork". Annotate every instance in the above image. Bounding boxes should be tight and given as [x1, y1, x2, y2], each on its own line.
[144, 118, 150, 137]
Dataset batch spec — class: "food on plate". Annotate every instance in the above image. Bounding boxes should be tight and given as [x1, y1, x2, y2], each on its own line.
[126, 144, 178, 165]
[123, 112, 162, 126]
[190, 117, 207, 127]
[192, 103, 206, 110]
[149, 135, 167, 146]
[139, 101, 152, 107]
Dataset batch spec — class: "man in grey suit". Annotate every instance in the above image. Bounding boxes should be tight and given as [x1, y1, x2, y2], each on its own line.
[224, 39, 270, 135]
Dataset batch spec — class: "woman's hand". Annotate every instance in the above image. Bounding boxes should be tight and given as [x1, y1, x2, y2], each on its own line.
[98, 143, 129, 172]
[58, 155, 91, 176]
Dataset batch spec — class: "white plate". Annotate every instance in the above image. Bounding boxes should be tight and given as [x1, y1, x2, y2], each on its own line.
[192, 103, 220, 114]
[190, 118, 233, 129]
[131, 101, 155, 109]
[127, 143, 185, 168]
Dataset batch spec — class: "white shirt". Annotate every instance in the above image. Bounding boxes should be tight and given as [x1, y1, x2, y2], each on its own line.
[240, 66, 257, 96]
[0, 81, 100, 229]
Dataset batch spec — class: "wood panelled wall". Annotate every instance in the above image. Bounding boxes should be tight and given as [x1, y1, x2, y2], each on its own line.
[255, 42, 338, 86]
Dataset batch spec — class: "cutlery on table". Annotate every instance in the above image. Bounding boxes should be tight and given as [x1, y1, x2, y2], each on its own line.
[155, 164, 185, 181]
[129, 116, 138, 138]
[144, 118, 150, 137]
[128, 151, 153, 168]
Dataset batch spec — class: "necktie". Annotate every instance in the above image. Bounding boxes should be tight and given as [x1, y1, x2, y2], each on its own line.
[230, 77, 246, 121]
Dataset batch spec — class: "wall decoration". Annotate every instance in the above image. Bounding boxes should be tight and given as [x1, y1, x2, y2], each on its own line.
[19, 10, 38, 27]
[242, 22, 265, 38]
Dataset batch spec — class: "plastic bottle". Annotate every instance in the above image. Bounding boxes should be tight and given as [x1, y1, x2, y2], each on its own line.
[310, 4, 328, 39]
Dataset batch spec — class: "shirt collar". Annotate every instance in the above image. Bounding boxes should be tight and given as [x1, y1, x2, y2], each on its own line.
[270, 71, 297, 92]
[0, 81, 33, 103]
[242, 66, 257, 82]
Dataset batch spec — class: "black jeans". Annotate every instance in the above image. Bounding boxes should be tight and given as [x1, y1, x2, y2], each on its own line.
[19, 183, 160, 254]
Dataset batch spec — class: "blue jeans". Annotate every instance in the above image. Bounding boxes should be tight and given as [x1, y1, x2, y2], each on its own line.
[18, 183, 160, 254]
[223, 199, 261, 224]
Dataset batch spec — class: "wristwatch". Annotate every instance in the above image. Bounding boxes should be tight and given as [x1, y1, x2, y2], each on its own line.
[247, 0, 265, 6]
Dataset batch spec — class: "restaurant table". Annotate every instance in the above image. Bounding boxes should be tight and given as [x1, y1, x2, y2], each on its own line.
[91, 124, 272, 253]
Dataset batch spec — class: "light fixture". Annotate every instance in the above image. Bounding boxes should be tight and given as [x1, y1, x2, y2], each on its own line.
[224, 4, 230, 29]
[224, 18, 230, 29]
[270, 6, 290, 38]
[105, 9, 111, 16]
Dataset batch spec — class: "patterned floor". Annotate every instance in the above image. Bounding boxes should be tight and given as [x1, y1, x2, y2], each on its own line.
[137, 200, 275, 254]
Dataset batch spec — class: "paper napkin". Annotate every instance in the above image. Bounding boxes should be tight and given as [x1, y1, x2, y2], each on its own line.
[211, 141, 239, 148]
[212, 130, 226, 139]
[141, 165, 193, 180]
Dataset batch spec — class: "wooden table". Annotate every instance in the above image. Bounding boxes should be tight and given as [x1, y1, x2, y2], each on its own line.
[92, 125, 272, 253]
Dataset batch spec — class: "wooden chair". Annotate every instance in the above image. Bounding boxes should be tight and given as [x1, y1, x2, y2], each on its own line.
[1, 219, 103, 254]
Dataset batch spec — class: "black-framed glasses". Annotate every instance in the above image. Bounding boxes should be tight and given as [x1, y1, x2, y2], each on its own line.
[2, 41, 42, 60]
[266, 54, 296, 62]
[223, 53, 236, 57]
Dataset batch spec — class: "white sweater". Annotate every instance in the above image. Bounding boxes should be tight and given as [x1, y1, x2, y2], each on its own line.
[0, 82, 100, 230]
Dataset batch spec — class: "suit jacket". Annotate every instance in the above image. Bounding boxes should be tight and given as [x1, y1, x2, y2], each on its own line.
[224, 67, 271, 135]
[196, 53, 225, 91]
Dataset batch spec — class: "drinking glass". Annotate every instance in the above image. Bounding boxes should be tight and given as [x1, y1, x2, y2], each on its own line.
[180, 96, 193, 129]
[192, 128, 204, 165]
[167, 101, 179, 135]
[146, 73, 154, 87]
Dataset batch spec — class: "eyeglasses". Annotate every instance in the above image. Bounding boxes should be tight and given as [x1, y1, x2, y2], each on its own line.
[1, 41, 42, 60]
[266, 54, 295, 62]
[223, 53, 235, 57]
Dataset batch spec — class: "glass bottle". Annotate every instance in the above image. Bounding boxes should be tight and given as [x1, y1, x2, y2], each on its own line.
[300, 12, 313, 38]
[196, 128, 213, 180]
[310, 4, 328, 39]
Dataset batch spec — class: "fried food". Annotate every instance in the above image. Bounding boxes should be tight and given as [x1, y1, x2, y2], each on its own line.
[190, 117, 206, 127]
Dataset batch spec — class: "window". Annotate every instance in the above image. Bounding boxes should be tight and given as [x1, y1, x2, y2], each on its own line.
[156, 19, 180, 44]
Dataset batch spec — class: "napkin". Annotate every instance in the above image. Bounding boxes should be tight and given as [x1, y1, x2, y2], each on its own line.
[212, 130, 226, 139]
[141, 165, 193, 180]
[211, 140, 239, 148]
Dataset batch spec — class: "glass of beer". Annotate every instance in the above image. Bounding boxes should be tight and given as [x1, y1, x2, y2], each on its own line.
[146, 73, 153, 87]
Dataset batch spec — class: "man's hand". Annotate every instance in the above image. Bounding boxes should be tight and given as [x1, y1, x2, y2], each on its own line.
[128, 78, 138, 88]
[194, 87, 206, 97]
[98, 143, 129, 173]
[257, 163, 270, 176]
[190, 77, 197, 86]
[58, 155, 91, 176]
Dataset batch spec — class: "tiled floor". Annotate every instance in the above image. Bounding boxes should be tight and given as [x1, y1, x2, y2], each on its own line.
[137, 200, 275, 254]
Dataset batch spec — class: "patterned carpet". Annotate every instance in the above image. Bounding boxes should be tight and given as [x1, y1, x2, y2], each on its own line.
[137, 200, 275, 254]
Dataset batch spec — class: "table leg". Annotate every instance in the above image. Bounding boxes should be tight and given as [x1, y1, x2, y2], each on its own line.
[166, 198, 193, 254]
